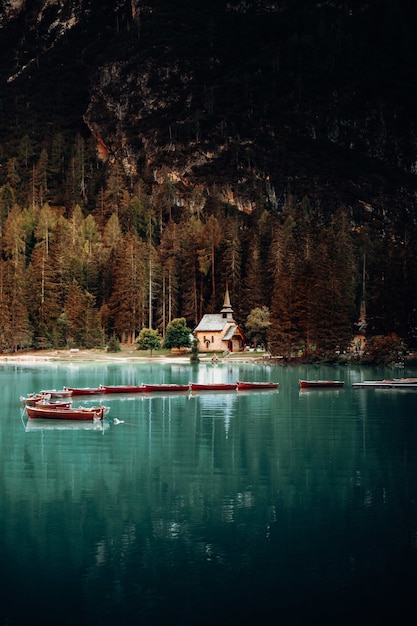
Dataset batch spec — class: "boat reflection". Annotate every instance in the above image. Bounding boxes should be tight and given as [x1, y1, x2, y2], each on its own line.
[299, 388, 344, 397]
[24, 417, 110, 432]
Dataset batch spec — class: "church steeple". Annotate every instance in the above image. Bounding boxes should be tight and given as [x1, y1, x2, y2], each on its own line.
[220, 281, 234, 320]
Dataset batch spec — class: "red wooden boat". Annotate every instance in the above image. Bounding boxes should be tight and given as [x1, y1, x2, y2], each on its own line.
[189, 382, 237, 392]
[99, 384, 146, 394]
[20, 392, 51, 406]
[39, 388, 73, 398]
[299, 380, 344, 389]
[143, 383, 190, 392]
[237, 381, 279, 390]
[26, 404, 108, 421]
[36, 399, 73, 409]
[64, 386, 103, 396]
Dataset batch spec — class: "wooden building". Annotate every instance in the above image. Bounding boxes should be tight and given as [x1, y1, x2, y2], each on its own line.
[193, 285, 245, 353]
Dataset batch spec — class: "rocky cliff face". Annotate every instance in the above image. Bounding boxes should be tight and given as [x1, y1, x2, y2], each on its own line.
[2, 0, 417, 217]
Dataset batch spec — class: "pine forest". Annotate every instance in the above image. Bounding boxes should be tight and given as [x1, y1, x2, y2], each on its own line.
[1, 1, 417, 361]
[1, 131, 416, 360]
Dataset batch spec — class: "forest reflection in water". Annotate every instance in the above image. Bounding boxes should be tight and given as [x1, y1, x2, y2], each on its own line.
[1, 361, 417, 625]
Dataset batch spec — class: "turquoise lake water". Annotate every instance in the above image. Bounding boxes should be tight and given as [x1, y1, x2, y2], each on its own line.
[1, 360, 416, 625]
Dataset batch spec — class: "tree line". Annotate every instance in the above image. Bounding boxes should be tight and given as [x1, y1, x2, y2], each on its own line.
[1, 132, 417, 357]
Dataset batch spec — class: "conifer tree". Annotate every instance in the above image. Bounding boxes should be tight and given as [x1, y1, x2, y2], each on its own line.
[18, 135, 35, 170]
[197, 214, 222, 310]
[219, 215, 242, 309]
[0, 185, 15, 228]
[9, 259, 32, 351]
[241, 233, 264, 319]
[3, 201, 27, 262]
[0, 205, 32, 351]
[313, 212, 356, 354]
[0, 260, 13, 351]
[179, 216, 204, 326]
[158, 220, 180, 334]
[65, 280, 102, 348]
[268, 214, 299, 358]
[108, 231, 147, 343]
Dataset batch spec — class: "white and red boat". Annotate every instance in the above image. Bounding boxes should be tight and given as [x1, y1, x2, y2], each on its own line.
[20, 392, 73, 406]
[237, 381, 279, 390]
[26, 404, 109, 421]
[352, 378, 417, 389]
[64, 386, 103, 396]
[39, 388, 73, 398]
[300, 380, 344, 389]
[21, 392, 51, 406]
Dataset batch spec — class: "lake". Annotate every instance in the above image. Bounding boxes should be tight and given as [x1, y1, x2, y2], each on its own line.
[1, 360, 416, 625]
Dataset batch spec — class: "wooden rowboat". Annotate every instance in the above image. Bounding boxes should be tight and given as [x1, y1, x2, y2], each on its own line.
[64, 386, 103, 396]
[20, 392, 74, 406]
[26, 404, 109, 421]
[189, 382, 237, 391]
[143, 383, 190, 392]
[300, 380, 344, 389]
[20, 392, 52, 405]
[39, 388, 73, 398]
[99, 384, 146, 394]
[352, 379, 417, 389]
[35, 399, 73, 409]
[236, 381, 279, 390]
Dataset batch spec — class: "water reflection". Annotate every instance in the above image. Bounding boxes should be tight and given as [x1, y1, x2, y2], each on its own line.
[1, 362, 417, 625]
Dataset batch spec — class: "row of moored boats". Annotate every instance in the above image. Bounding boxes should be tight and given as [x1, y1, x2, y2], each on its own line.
[21, 381, 279, 421]
[21, 377, 417, 422]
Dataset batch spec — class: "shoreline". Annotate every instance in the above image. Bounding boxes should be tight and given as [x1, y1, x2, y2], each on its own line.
[0, 348, 270, 365]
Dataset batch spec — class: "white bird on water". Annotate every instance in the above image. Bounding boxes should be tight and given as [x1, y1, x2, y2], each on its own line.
[113, 418, 125, 425]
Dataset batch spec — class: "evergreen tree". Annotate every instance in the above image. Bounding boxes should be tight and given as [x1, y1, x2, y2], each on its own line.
[65, 280, 102, 348]
[9, 259, 32, 351]
[268, 214, 299, 358]
[1, 205, 32, 350]
[241, 233, 264, 319]
[17, 135, 35, 170]
[197, 214, 222, 309]
[158, 220, 180, 334]
[0, 185, 15, 229]
[2, 204, 26, 260]
[108, 231, 147, 343]
[0, 260, 13, 351]
[313, 212, 356, 354]
[219, 215, 242, 312]
[178, 216, 204, 326]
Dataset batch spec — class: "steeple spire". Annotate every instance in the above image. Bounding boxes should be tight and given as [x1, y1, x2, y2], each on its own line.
[221, 281, 234, 320]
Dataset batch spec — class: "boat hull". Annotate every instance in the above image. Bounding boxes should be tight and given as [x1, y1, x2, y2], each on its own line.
[189, 383, 237, 391]
[99, 385, 146, 394]
[300, 380, 344, 389]
[26, 405, 107, 421]
[237, 381, 279, 390]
